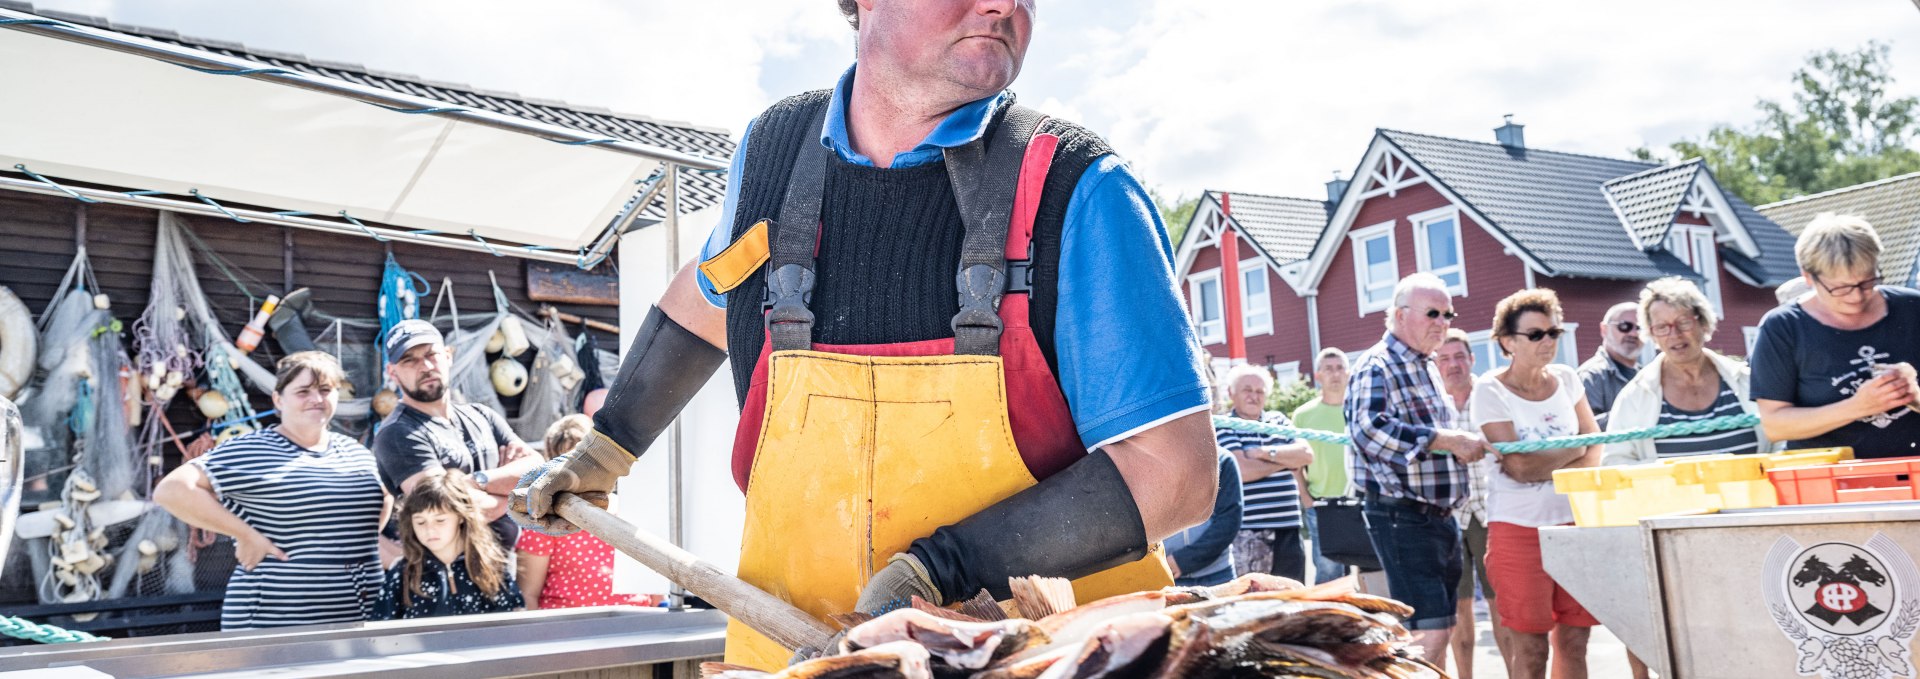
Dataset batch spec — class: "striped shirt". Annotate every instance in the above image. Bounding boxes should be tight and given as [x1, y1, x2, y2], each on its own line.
[194, 428, 386, 629]
[1344, 332, 1471, 510]
[1215, 411, 1302, 529]
[1654, 385, 1760, 458]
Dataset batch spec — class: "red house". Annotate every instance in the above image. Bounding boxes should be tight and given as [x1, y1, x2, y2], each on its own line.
[1177, 119, 1802, 379]
[1172, 190, 1329, 384]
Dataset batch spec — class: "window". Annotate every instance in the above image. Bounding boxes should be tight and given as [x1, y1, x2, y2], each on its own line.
[1189, 269, 1224, 345]
[1467, 329, 1508, 376]
[1412, 208, 1467, 295]
[1667, 227, 1724, 318]
[1272, 361, 1302, 387]
[1743, 326, 1760, 358]
[1350, 222, 1398, 314]
[1241, 259, 1273, 336]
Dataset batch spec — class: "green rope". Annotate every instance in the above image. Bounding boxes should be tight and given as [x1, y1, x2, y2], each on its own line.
[1212, 413, 1761, 455]
[0, 615, 108, 644]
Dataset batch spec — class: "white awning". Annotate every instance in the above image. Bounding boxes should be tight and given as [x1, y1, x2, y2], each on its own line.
[0, 12, 719, 252]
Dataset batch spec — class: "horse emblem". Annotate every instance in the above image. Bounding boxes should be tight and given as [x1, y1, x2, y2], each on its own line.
[1767, 536, 1920, 678]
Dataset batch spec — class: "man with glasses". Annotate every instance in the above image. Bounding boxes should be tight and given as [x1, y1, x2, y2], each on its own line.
[1345, 272, 1495, 664]
[1752, 214, 1920, 458]
[1577, 302, 1643, 428]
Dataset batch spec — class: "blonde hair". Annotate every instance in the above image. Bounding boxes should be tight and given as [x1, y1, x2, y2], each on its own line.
[1639, 277, 1716, 338]
[542, 414, 593, 460]
[1796, 213, 1882, 280]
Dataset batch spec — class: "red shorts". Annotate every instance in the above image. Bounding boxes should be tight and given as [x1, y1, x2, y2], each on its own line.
[1486, 521, 1600, 634]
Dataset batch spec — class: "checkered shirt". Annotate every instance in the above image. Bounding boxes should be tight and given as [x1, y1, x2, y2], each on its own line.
[1343, 332, 1472, 510]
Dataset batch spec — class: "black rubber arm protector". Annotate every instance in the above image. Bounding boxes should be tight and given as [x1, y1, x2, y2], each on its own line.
[589, 305, 728, 458]
[907, 449, 1150, 601]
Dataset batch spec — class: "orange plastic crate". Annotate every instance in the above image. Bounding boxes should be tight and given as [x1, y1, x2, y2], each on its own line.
[1768, 456, 1920, 506]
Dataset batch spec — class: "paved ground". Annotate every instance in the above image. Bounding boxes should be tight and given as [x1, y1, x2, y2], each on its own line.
[1440, 599, 1639, 679]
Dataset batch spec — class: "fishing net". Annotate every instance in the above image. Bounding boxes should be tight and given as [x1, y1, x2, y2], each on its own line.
[510, 316, 580, 442]
[135, 213, 263, 447]
[430, 278, 508, 416]
[79, 323, 137, 503]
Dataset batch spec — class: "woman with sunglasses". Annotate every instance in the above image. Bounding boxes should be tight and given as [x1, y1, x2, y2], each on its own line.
[1602, 277, 1775, 465]
[1750, 214, 1920, 458]
[1468, 288, 1601, 678]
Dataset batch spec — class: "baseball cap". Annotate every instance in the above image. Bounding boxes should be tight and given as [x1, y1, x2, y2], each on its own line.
[384, 319, 445, 364]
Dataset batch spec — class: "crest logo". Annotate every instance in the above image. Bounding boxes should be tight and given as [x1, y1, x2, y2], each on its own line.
[1766, 534, 1920, 678]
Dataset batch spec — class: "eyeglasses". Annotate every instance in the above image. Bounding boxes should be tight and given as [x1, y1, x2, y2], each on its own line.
[1401, 306, 1458, 321]
[1812, 274, 1879, 298]
[1613, 321, 1639, 334]
[1506, 327, 1565, 342]
[1648, 317, 1699, 337]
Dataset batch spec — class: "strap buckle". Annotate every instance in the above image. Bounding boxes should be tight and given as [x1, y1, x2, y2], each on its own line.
[764, 263, 816, 342]
[952, 264, 1005, 352]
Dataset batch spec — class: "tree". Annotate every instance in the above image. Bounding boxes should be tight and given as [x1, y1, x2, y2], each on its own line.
[1152, 189, 1200, 244]
[1651, 42, 1920, 205]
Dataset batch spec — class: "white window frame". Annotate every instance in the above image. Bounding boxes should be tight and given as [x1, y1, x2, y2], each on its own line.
[1188, 268, 1225, 346]
[1240, 258, 1274, 337]
[1555, 322, 1581, 367]
[1272, 360, 1303, 387]
[1466, 328, 1509, 376]
[1410, 206, 1468, 297]
[1690, 228, 1724, 318]
[1743, 326, 1760, 358]
[1350, 221, 1399, 316]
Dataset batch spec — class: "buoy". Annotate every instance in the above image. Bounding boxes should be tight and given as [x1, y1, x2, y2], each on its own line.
[174, 305, 186, 321]
[372, 389, 398, 417]
[137, 540, 158, 556]
[164, 370, 184, 388]
[92, 293, 111, 310]
[0, 286, 38, 400]
[499, 318, 531, 357]
[196, 390, 230, 420]
[72, 488, 101, 503]
[491, 358, 528, 396]
[216, 423, 255, 444]
[486, 329, 507, 354]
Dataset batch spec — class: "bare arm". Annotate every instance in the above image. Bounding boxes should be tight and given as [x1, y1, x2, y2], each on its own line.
[516, 553, 550, 611]
[1234, 442, 1314, 481]
[153, 463, 287, 569]
[1758, 371, 1914, 442]
[477, 449, 544, 494]
[660, 259, 728, 350]
[1486, 398, 1601, 484]
[1105, 411, 1219, 541]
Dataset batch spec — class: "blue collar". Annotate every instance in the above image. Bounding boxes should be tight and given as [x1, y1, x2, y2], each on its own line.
[820, 64, 1009, 168]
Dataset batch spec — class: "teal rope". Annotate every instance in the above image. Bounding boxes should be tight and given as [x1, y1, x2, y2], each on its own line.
[1212, 412, 1761, 455]
[14, 164, 100, 203]
[0, 615, 107, 644]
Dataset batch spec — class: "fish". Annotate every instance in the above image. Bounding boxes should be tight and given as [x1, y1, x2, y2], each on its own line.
[1032, 611, 1175, 679]
[841, 607, 1046, 670]
[766, 640, 935, 679]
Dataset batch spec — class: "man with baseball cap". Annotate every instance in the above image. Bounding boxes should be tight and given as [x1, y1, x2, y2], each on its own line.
[372, 319, 542, 551]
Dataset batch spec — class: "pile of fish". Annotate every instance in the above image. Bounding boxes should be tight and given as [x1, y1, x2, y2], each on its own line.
[704, 573, 1448, 679]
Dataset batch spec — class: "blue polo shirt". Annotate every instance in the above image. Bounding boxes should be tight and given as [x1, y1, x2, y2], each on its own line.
[696, 66, 1209, 449]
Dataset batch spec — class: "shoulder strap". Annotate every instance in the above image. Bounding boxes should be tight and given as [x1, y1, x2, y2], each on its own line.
[763, 103, 833, 352]
[944, 104, 1047, 356]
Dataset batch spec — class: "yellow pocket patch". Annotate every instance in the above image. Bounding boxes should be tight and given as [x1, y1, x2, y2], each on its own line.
[699, 220, 770, 294]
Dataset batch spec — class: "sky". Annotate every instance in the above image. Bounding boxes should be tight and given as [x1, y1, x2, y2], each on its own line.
[24, 0, 1920, 202]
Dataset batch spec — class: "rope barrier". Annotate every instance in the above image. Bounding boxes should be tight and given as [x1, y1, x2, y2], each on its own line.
[1211, 412, 1761, 455]
[0, 615, 107, 644]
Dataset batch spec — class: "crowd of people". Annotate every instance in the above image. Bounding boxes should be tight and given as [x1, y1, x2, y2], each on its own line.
[1195, 213, 1918, 679]
[153, 320, 656, 631]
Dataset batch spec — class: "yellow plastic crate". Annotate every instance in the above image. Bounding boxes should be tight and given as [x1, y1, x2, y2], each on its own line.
[1552, 448, 1852, 527]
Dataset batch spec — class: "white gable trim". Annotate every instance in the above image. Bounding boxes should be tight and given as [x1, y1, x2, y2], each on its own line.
[1172, 191, 1311, 296]
[1687, 170, 1762, 259]
[1301, 134, 1552, 294]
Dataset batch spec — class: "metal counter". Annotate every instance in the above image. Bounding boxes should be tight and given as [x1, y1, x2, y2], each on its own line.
[0, 607, 726, 678]
[1543, 503, 1920, 679]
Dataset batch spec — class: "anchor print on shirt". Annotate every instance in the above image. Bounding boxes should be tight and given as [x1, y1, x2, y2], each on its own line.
[1834, 346, 1911, 429]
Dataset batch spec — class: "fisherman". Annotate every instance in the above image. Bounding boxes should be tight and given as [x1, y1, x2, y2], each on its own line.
[511, 0, 1216, 669]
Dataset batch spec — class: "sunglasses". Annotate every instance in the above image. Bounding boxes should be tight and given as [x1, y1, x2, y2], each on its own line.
[1613, 321, 1639, 334]
[1402, 306, 1458, 321]
[1508, 327, 1565, 342]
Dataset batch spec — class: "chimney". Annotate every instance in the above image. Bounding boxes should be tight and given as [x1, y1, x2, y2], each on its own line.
[1325, 171, 1350, 204]
[1495, 114, 1526, 149]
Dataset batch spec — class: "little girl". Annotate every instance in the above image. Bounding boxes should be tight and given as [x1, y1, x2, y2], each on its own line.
[370, 471, 523, 620]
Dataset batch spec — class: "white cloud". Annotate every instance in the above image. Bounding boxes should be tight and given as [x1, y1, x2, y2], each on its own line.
[21, 0, 1920, 198]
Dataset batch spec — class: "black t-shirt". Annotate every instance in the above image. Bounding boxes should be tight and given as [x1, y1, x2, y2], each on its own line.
[372, 402, 525, 547]
[1750, 286, 1920, 458]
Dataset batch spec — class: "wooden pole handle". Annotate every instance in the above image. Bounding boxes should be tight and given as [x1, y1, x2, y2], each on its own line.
[553, 493, 837, 652]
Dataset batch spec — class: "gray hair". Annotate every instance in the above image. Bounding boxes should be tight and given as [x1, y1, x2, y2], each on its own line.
[1604, 301, 1639, 324]
[836, 0, 859, 29]
[1315, 346, 1347, 365]
[1386, 272, 1449, 331]
[1795, 213, 1881, 280]
[1639, 276, 1716, 338]
[1222, 363, 1275, 394]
